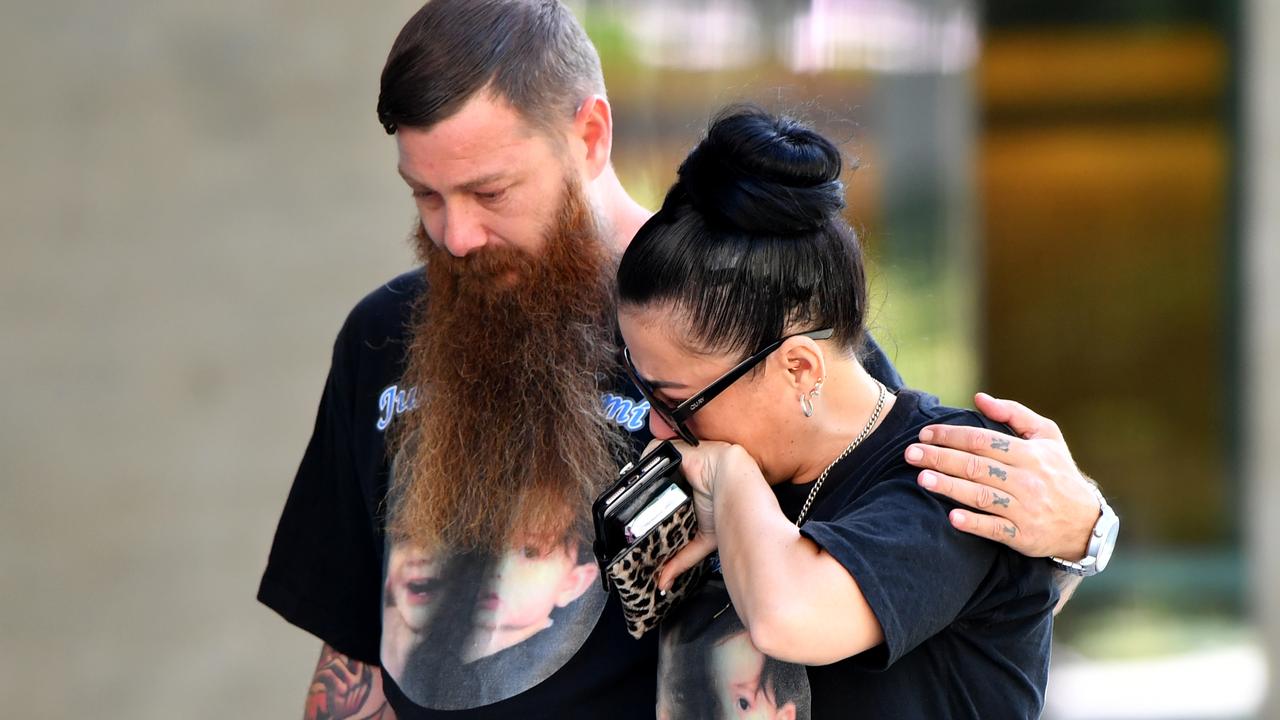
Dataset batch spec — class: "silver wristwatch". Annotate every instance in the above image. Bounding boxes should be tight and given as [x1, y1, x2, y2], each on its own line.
[1050, 488, 1119, 577]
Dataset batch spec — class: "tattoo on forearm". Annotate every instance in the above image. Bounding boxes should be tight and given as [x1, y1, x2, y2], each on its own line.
[306, 646, 391, 720]
[991, 437, 1011, 452]
[992, 493, 1010, 508]
[1003, 525, 1017, 539]
[989, 465, 1008, 482]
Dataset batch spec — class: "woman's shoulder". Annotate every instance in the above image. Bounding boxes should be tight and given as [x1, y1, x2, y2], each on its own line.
[798, 387, 1020, 519]
[894, 388, 1014, 437]
[814, 388, 1015, 506]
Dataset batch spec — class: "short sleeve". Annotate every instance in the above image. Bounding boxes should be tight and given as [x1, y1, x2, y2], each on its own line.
[861, 333, 904, 391]
[257, 318, 385, 666]
[799, 474, 996, 670]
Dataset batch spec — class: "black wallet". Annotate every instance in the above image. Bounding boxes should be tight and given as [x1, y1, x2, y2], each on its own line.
[592, 441, 710, 638]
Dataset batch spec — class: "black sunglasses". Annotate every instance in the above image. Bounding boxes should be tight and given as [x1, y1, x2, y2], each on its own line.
[622, 328, 835, 445]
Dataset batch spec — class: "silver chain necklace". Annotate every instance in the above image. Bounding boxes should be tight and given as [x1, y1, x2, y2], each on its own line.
[710, 380, 891, 623]
[794, 380, 889, 526]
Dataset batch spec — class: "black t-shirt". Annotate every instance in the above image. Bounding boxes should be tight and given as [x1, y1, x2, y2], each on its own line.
[257, 269, 906, 719]
[657, 389, 1057, 720]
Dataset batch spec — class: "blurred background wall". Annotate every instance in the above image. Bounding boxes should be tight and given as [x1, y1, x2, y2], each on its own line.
[1, 1, 426, 715]
[1, 0, 1274, 717]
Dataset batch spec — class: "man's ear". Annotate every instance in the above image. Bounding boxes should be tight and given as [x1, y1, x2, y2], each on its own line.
[555, 562, 601, 607]
[573, 95, 612, 181]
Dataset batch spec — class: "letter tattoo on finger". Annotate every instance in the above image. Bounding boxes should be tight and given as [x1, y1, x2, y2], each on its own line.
[992, 493, 1010, 508]
[1003, 525, 1017, 539]
[991, 437, 1011, 452]
[989, 465, 1008, 482]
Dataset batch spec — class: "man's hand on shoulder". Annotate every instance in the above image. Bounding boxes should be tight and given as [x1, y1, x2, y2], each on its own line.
[305, 644, 396, 720]
[904, 392, 1102, 561]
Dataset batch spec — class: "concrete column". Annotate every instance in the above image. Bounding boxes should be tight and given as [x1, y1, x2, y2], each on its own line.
[1243, 0, 1280, 716]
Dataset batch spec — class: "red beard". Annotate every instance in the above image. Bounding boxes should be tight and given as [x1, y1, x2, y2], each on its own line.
[389, 177, 626, 553]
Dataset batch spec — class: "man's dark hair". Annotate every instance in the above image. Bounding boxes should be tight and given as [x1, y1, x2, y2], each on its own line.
[378, 0, 606, 135]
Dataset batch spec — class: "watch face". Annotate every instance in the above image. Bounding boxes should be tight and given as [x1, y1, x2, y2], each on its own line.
[1094, 517, 1120, 572]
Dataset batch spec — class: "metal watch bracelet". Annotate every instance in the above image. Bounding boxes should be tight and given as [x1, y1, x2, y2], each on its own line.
[1050, 487, 1119, 577]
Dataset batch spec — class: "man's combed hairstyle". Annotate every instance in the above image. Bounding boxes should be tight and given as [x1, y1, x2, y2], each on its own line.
[617, 105, 867, 361]
[378, 0, 606, 134]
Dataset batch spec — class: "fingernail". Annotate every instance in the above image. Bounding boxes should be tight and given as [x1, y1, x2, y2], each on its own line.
[951, 510, 967, 526]
[659, 587, 668, 596]
[906, 446, 923, 462]
[919, 471, 936, 489]
[919, 428, 934, 443]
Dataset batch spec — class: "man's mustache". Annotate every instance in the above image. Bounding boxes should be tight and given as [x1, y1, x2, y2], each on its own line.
[419, 231, 540, 292]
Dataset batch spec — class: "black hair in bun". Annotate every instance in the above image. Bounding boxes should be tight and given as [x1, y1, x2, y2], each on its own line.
[675, 107, 846, 235]
[619, 105, 867, 360]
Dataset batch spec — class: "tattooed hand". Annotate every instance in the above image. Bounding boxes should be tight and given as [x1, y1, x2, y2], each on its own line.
[903, 392, 1102, 561]
[305, 645, 394, 720]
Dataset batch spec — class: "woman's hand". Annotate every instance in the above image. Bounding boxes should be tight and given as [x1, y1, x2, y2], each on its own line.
[652, 439, 760, 591]
[648, 440, 884, 664]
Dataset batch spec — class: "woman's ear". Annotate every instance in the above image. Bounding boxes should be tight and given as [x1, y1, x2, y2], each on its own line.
[775, 336, 826, 396]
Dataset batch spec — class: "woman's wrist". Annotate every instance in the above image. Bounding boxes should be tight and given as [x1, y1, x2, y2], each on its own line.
[713, 443, 757, 493]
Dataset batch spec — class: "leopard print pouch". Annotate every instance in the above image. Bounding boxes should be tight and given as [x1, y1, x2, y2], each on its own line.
[605, 500, 710, 639]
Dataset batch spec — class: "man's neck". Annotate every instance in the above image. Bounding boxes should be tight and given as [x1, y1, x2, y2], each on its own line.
[594, 165, 653, 251]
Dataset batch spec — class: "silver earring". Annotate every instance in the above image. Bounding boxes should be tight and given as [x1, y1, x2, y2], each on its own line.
[801, 376, 825, 418]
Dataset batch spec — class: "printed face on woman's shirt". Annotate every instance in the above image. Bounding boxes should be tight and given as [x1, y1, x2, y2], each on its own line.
[710, 632, 798, 720]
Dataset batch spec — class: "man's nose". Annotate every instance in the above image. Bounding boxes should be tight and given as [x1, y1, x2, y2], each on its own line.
[648, 409, 677, 440]
[441, 204, 487, 257]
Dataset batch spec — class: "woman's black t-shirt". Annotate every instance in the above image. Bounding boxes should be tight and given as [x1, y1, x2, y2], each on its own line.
[657, 389, 1058, 720]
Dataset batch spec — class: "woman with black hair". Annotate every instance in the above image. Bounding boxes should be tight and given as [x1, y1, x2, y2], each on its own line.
[617, 106, 1057, 719]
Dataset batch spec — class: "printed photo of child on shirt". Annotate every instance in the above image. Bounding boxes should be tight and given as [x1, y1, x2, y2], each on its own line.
[379, 530, 606, 710]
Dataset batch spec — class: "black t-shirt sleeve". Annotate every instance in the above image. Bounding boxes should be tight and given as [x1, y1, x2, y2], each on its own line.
[257, 316, 385, 666]
[861, 333, 905, 391]
[799, 473, 997, 670]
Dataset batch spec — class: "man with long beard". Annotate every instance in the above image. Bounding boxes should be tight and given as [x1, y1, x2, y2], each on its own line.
[258, 1, 1117, 718]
